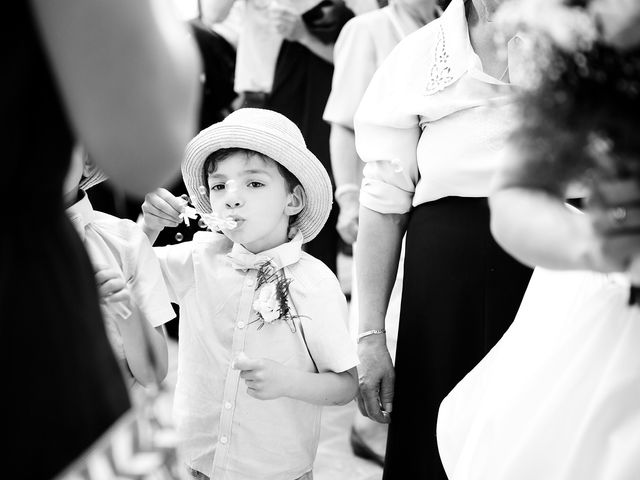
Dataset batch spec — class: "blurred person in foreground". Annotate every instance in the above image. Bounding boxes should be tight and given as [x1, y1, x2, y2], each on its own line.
[2, 1, 200, 478]
[437, 1, 640, 478]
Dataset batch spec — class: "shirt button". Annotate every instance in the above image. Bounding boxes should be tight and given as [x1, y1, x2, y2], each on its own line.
[220, 436, 228, 444]
[246, 279, 254, 287]
[224, 401, 232, 410]
[237, 321, 245, 329]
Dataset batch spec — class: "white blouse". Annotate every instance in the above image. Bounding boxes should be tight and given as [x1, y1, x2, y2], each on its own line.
[323, 4, 424, 129]
[354, 0, 527, 214]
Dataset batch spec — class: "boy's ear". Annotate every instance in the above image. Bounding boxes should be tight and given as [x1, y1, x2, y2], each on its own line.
[285, 185, 305, 216]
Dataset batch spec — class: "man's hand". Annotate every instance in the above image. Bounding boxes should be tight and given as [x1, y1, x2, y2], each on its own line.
[356, 335, 394, 424]
[233, 352, 290, 400]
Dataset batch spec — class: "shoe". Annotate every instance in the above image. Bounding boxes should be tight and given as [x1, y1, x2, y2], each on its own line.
[349, 426, 385, 467]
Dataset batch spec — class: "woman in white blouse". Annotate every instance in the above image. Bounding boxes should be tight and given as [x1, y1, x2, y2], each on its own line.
[323, 0, 440, 466]
[352, 0, 532, 478]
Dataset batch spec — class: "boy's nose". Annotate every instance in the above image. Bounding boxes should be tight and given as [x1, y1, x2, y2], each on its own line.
[226, 199, 243, 208]
[225, 192, 244, 208]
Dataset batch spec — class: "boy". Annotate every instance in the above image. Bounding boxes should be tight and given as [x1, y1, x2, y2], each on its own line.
[64, 145, 175, 389]
[140, 108, 359, 480]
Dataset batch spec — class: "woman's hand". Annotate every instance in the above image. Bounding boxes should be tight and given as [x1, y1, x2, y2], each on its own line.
[268, 4, 308, 42]
[584, 177, 640, 273]
[336, 191, 359, 245]
[356, 335, 395, 424]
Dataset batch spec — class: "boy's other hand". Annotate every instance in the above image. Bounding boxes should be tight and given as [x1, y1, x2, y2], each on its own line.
[141, 187, 186, 232]
[95, 265, 130, 304]
[233, 352, 289, 400]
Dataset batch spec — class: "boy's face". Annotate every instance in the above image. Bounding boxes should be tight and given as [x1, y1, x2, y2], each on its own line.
[207, 152, 304, 253]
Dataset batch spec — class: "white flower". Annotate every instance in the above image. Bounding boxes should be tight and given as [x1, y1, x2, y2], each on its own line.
[253, 283, 280, 323]
[179, 205, 198, 227]
[201, 212, 238, 231]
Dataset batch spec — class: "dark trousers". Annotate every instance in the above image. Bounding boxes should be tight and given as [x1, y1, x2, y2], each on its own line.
[382, 197, 533, 480]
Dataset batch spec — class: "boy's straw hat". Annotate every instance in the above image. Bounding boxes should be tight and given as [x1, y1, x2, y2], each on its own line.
[182, 108, 333, 243]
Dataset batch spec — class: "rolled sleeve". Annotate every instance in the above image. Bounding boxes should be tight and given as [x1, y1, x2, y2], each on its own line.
[354, 44, 421, 214]
[126, 228, 176, 328]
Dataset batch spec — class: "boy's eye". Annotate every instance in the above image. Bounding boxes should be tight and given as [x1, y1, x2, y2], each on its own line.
[210, 184, 225, 191]
[248, 181, 264, 188]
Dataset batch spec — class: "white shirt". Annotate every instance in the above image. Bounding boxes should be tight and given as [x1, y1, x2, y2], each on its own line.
[154, 231, 358, 480]
[323, 4, 425, 129]
[66, 194, 175, 377]
[354, 0, 527, 214]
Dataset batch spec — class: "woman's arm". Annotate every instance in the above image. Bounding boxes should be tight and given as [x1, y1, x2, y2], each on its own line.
[490, 182, 640, 273]
[355, 206, 408, 423]
[330, 124, 363, 244]
[268, 4, 335, 63]
[297, 28, 335, 63]
[31, 0, 201, 195]
[489, 187, 595, 270]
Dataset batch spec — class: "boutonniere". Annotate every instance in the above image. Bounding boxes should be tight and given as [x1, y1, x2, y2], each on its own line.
[250, 260, 304, 333]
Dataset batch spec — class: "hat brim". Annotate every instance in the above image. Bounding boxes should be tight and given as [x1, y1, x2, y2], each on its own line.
[182, 123, 333, 244]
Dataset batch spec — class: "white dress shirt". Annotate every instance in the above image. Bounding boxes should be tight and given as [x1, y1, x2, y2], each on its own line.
[154, 231, 358, 480]
[66, 193, 175, 378]
[354, 0, 527, 214]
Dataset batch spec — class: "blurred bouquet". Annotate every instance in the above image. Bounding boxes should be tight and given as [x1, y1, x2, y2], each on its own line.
[493, 0, 640, 189]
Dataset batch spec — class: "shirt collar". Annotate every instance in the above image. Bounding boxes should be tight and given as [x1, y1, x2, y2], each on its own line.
[425, 0, 472, 94]
[426, 0, 525, 93]
[226, 231, 303, 271]
[65, 191, 95, 240]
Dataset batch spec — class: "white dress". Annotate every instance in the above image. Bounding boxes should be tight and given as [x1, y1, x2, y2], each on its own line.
[437, 267, 640, 480]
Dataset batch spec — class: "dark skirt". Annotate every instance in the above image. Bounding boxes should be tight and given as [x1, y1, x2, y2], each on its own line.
[382, 197, 533, 480]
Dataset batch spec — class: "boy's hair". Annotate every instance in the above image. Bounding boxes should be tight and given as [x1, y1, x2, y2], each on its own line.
[203, 147, 301, 193]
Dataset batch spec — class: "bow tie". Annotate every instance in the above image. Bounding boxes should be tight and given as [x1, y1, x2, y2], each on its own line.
[226, 251, 274, 271]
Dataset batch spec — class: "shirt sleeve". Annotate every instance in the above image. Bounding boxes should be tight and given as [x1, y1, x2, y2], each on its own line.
[323, 17, 378, 129]
[153, 242, 196, 304]
[124, 225, 176, 328]
[353, 38, 421, 214]
[290, 261, 359, 374]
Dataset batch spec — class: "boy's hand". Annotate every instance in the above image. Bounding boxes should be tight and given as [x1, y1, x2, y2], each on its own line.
[233, 352, 289, 400]
[141, 187, 186, 232]
[95, 265, 130, 304]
